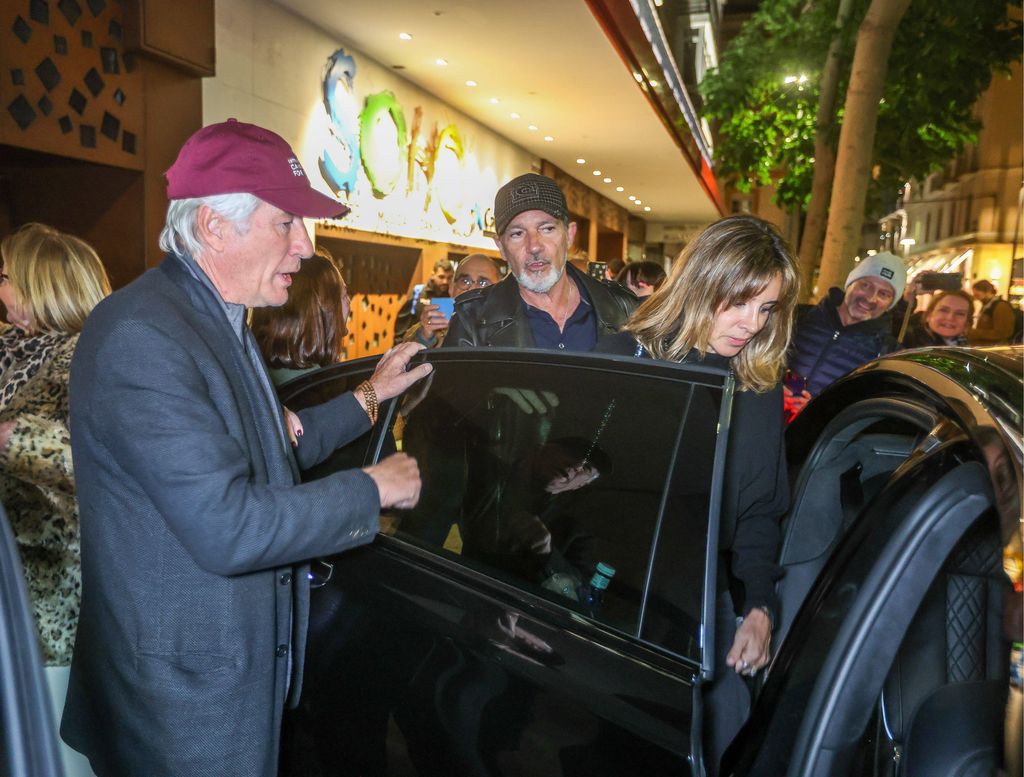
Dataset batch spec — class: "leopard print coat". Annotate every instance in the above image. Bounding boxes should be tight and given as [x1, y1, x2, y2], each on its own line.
[0, 322, 79, 666]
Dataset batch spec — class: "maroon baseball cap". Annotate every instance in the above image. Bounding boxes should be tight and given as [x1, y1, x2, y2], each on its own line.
[165, 119, 350, 219]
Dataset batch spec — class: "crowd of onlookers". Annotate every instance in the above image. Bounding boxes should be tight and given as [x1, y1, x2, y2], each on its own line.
[0, 125, 1020, 776]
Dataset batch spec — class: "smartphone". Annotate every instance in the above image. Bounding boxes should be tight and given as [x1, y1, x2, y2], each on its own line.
[917, 271, 963, 292]
[429, 297, 455, 319]
[783, 370, 807, 396]
[588, 262, 608, 281]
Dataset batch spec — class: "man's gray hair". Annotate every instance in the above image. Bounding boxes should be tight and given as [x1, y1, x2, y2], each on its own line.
[158, 193, 262, 259]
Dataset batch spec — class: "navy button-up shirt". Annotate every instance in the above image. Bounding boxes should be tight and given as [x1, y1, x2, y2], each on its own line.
[523, 276, 596, 351]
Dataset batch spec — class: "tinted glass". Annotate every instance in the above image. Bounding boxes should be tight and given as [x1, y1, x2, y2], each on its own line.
[281, 364, 378, 479]
[384, 358, 722, 649]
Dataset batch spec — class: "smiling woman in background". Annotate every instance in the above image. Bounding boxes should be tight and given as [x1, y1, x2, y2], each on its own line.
[902, 289, 973, 348]
[0, 222, 110, 777]
[595, 214, 799, 777]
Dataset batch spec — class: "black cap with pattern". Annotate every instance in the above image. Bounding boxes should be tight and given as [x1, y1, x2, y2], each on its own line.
[494, 173, 569, 235]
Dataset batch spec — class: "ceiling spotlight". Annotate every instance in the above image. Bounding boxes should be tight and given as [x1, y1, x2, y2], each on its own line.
[436, 58, 448, 66]
[465, 80, 477, 87]
[543, 135, 554, 142]
[643, 206, 651, 212]
[592, 170, 601, 176]
[510, 112, 520, 119]
[635, 199, 642, 205]
[489, 97, 500, 104]
[527, 124, 538, 131]
[615, 186, 624, 192]
[399, 32, 413, 41]
[576, 158, 586, 164]
[650, 79, 660, 87]
[603, 177, 611, 183]
[628, 195, 636, 201]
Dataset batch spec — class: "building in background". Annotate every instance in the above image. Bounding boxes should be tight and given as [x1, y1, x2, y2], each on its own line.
[877, 62, 1022, 307]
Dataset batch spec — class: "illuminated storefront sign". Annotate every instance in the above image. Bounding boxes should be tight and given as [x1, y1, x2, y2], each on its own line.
[317, 48, 495, 245]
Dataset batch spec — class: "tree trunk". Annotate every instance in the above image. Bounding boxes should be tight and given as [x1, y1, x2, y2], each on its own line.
[797, 0, 856, 302]
[816, 0, 911, 297]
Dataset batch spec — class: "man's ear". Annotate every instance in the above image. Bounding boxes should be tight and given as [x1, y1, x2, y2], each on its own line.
[566, 221, 578, 247]
[493, 234, 508, 261]
[195, 205, 227, 253]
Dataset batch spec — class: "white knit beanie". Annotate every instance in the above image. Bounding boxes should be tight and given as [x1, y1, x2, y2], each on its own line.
[845, 252, 906, 309]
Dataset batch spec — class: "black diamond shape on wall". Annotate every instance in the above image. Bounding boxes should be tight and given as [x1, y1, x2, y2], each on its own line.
[59, 114, 73, 133]
[54, 35, 68, 55]
[84, 67, 104, 96]
[87, 0, 106, 17]
[122, 131, 136, 154]
[7, 95, 37, 130]
[37, 95, 53, 116]
[108, 20, 122, 40]
[81, 30, 92, 47]
[113, 87, 125, 105]
[58, 0, 82, 26]
[13, 17, 33, 44]
[35, 57, 61, 91]
[101, 47, 119, 74]
[80, 124, 96, 148]
[100, 111, 119, 140]
[68, 87, 86, 115]
[30, 0, 49, 25]
[11, 69, 24, 86]
[123, 52, 137, 72]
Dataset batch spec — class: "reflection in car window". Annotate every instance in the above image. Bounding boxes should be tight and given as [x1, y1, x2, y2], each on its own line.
[385, 360, 721, 652]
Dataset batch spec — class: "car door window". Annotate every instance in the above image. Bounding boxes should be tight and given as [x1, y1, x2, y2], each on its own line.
[383, 354, 725, 655]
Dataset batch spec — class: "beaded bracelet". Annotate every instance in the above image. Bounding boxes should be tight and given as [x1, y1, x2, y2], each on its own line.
[357, 380, 378, 425]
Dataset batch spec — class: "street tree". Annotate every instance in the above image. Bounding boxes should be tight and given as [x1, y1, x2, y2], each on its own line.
[701, 0, 1022, 298]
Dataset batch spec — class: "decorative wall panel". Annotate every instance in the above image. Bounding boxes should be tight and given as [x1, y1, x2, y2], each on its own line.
[2, 0, 143, 169]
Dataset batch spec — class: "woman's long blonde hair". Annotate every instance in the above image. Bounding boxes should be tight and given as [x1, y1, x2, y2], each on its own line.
[1, 223, 111, 334]
[626, 214, 799, 392]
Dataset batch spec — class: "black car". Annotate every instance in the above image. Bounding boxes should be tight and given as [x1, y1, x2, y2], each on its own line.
[278, 346, 1022, 777]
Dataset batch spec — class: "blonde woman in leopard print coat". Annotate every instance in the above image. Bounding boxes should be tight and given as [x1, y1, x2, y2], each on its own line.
[0, 224, 110, 669]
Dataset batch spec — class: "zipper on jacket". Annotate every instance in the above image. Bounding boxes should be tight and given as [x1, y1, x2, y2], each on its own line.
[806, 330, 840, 388]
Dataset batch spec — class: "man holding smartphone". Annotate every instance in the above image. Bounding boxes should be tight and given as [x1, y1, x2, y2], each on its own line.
[785, 252, 905, 418]
[404, 254, 500, 347]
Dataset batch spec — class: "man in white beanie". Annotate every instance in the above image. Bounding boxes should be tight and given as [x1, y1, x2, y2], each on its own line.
[784, 252, 906, 418]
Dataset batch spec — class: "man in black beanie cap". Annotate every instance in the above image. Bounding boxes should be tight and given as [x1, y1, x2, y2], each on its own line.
[445, 173, 636, 350]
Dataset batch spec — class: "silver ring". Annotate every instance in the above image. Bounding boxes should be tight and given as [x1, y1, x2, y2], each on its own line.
[740, 660, 749, 671]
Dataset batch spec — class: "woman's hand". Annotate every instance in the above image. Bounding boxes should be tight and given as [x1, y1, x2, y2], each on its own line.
[726, 608, 771, 676]
[0, 419, 14, 453]
[783, 385, 812, 417]
[283, 408, 303, 447]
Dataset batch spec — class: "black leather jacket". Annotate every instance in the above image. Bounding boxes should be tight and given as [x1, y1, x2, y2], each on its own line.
[444, 263, 638, 348]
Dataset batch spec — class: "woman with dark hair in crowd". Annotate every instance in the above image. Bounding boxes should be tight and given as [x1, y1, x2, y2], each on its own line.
[615, 260, 666, 298]
[902, 289, 973, 348]
[251, 249, 350, 386]
[595, 214, 799, 776]
[0, 222, 111, 776]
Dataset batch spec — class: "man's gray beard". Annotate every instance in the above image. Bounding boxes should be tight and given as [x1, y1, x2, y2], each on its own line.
[515, 262, 564, 294]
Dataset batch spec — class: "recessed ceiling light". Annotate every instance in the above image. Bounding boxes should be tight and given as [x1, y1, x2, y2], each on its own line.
[543, 135, 554, 142]
[650, 79, 660, 87]
[465, 80, 477, 87]
[489, 97, 500, 104]
[616, 186, 624, 192]
[635, 199, 642, 205]
[510, 112, 520, 120]
[644, 206, 651, 212]
[399, 32, 413, 41]
[592, 170, 601, 176]
[628, 195, 636, 201]
[603, 177, 611, 183]
[436, 58, 448, 66]
[576, 158, 586, 164]
[527, 124, 538, 131]
[633, 72, 643, 83]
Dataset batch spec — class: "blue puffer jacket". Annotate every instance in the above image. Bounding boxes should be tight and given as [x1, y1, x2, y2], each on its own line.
[788, 287, 897, 397]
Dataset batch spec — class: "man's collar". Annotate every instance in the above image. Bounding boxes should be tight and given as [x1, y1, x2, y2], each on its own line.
[173, 252, 248, 342]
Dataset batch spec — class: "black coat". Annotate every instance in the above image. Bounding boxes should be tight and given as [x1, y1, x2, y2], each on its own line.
[444, 263, 637, 348]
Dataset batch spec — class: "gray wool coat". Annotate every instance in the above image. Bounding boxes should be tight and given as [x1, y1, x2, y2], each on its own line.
[61, 256, 380, 777]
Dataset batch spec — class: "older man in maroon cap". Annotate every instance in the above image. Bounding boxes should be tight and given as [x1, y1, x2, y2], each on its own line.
[61, 120, 431, 777]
